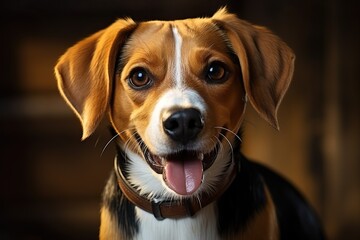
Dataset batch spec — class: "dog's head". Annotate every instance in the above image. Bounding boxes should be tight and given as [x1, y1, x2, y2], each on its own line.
[55, 8, 294, 197]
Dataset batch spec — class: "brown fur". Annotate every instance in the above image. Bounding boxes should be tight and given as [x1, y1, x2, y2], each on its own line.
[55, 8, 295, 239]
[99, 207, 123, 240]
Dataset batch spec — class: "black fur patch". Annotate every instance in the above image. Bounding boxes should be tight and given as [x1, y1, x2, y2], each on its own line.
[217, 154, 325, 239]
[102, 171, 139, 238]
[217, 154, 267, 237]
[254, 162, 325, 240]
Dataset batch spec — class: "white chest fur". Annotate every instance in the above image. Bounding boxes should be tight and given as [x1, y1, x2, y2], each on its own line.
[134, 203, 219, 240]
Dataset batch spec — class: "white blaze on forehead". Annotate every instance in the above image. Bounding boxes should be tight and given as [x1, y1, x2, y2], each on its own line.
[156, 89, 206, 113]
[172, 27, 183, 88]
[144, 27, 208, 155]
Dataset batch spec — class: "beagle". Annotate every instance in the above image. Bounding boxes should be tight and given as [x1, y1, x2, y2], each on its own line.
[55, 8, 324, 240]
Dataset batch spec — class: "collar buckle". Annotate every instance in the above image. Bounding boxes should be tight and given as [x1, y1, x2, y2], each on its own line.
[151, 198, 165, 220]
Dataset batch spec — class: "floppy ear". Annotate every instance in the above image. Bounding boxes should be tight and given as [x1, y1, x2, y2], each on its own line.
[55, 19, 136, 140]
[212, 8, 295, 129]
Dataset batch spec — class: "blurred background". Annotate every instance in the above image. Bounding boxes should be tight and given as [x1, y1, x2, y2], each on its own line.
[0, 0, 359, 239]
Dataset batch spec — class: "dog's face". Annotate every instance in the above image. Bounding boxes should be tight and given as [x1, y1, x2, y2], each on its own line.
[111, 20, 246, 195]
[55, 9, 294, 197]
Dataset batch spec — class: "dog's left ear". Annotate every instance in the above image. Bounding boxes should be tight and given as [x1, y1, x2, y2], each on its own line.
[212, 8, 295, 130]
[55, 19, 136, 140]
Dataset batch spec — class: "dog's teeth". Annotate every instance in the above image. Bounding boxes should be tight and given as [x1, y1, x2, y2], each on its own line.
[198, 153, 204, 161]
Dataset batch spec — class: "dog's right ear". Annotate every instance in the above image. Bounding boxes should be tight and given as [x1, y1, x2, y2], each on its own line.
[212, 8, 295, 130]
[55, 19, 136, 140]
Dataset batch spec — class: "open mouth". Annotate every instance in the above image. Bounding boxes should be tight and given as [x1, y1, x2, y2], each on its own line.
[135, 132, 224, 196]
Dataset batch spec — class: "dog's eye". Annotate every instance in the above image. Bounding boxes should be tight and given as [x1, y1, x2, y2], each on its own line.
[206, 61, 228, 83]
[128, 68, 152, 90]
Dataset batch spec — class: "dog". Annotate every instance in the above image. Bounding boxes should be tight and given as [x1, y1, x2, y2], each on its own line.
[55, 8, 324, 240]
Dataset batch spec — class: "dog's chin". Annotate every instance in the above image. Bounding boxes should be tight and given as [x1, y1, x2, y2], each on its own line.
[138, 139, 219, 196]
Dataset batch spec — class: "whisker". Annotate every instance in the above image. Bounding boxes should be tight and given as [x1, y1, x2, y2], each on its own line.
[212, 136, 222, 155]
[195, 194, 202, 209]
[214, 126, 242, 143]
[100, 133, 120, 157]
[100, 128, 136, 157]
[124, 131, 140, 160]
[218, 132, 234, 166]
[94, 137, 100, 148]
[134, 133, 146, 154]
[209, 136, 218, 147]
[123, 138, 131, 157]
[214, 135, 224, 153]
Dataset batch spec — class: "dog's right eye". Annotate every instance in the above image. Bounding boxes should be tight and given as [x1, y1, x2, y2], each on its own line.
[205, 61, 229, 84]
[128, 68, 153, 90]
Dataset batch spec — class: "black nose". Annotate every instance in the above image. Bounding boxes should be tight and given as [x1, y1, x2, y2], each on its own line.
[163, 108, 204, 144]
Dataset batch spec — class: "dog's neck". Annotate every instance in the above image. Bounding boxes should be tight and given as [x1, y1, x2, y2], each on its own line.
[114, 138, 241, 220]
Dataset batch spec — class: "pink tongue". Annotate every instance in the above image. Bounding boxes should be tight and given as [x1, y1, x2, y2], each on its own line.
[164, 153, 203, 195]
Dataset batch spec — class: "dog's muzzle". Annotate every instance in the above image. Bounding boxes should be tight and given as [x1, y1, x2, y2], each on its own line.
[136, 108, 222, 196]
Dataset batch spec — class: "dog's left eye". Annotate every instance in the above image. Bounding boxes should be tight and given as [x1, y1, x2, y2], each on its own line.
[128, 68, 152, 90]
[206, 61, 228, 83]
